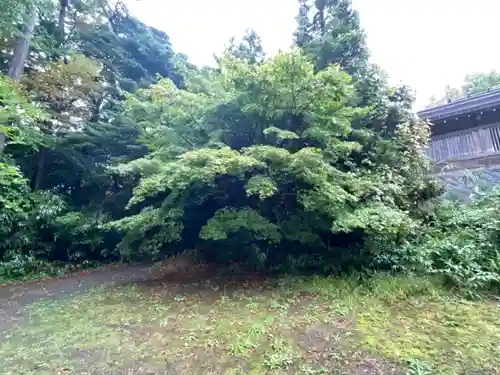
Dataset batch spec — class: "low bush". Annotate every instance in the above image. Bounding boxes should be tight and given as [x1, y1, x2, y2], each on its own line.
[0, 253, 68, 282]
[379, 188, 500, 295]
[0, 165, 118, 280]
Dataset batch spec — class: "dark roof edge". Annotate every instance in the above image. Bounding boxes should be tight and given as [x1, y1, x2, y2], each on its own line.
[417, 87, 500, 121]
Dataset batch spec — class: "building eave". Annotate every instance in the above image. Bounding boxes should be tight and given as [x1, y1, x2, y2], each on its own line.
[417, 87, 500, 122]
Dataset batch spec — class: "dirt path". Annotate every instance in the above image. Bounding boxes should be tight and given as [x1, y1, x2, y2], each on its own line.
[0, 264, 153, 334]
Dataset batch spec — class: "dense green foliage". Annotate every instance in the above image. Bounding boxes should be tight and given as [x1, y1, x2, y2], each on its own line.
[108, 51, 436, 273]
[0, 0, 498, 295]
[0, 0, 173, 275]
[382, 189, 500, 295]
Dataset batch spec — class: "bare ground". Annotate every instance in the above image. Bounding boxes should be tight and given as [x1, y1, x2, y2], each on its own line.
[0, 264, 153, 333]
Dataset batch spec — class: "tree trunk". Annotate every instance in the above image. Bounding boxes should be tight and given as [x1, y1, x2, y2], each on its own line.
[1, 6, 38, 153]
[315, 0, 326, 35]
[58, 0, 68, 42]
[0, 132, 5, 153]
[8, 5, 37, 82]
[31, 149, 46, 190]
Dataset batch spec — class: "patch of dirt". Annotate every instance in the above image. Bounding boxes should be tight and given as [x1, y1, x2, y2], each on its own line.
[135, 262, 277, 306]
[293, 321, 404, 375]
[0, 256, 219, 328]
[100, 348, 240, 375]
[0, 264, 154, 335]
[354, 357, 405, 375]
[297, 318, 354, 350]
[101, 368, 167, 375]
[298, 323, 338, 351]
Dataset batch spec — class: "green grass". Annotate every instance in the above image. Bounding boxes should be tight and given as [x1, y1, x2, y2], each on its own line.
[1, 273, 499, 375]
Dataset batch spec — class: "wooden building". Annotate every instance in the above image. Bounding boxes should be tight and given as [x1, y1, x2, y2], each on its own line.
[418, 88, 500, 169]
[417, 88, 500, 197]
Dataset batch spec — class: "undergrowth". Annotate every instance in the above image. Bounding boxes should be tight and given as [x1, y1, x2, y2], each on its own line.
[378, 188, 500, 296]
[0, 254, 103, 283]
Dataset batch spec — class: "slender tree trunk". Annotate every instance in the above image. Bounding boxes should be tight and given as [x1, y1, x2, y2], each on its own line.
[0, 6, 37, 153]
[58, 0, 68, 42]
[0, 133, 5, 153]
[315, 0, 326, 35]
[8, 5, 37, 81]
[31, 149, 46, 190]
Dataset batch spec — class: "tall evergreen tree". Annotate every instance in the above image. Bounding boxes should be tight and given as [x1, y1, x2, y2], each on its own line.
[78, 12, 183, 92]
[0, 0, 184, 262]
[223, 29, 266, 66]
[294, 0, 415, 134]
[294, 0, 368, 74]
[7, 5, 37, 81]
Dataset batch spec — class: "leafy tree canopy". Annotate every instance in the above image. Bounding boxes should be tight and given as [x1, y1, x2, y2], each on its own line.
[109, 49, 437, 270]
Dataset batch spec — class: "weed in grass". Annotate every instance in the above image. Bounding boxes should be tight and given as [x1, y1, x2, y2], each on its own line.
[182, 332, 198, 344]
[173, 294, 187, 302]
[269, 299, 289, 311]
[244, 296, 261, 310]
[299, 364, 330, 374]
[262, 338, 297, 370]
[219, 294, 231, 306]
[227, 337, 258, 356]
[246, 301, 260, 309]
[407, 359, 433, 375]
[263, 315, 276, 325]
[333, 303, 351, 317]
[226, 323, 268, 356]
[248, 323, 267, 335]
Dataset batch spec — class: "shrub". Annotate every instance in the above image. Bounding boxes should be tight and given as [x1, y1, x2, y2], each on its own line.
[380, 188, 500, 295]
[0, 253, 70, 281]
[0, 166, 117, 279]
[0, 160, 35, 259]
